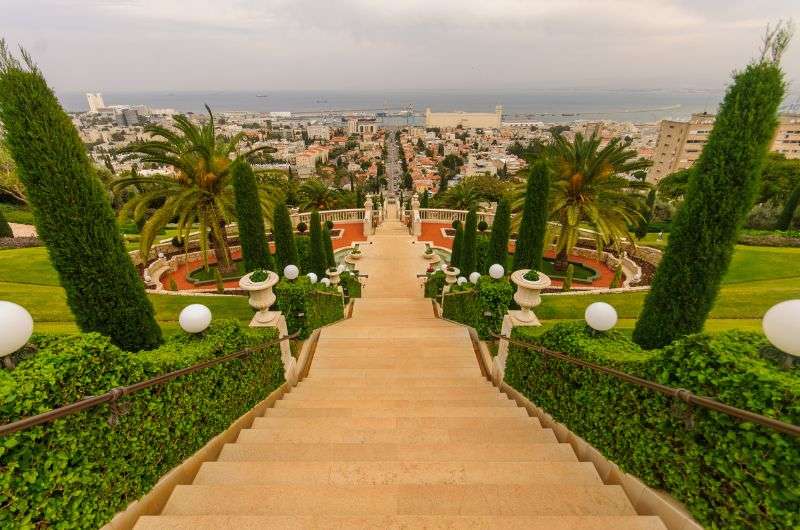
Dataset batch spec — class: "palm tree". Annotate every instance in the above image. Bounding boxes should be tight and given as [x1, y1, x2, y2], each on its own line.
[114, 106, 274, 274]
[547, 133, 651, 269]
[299, 178, 338, 211]
[441, 181, 483, 210]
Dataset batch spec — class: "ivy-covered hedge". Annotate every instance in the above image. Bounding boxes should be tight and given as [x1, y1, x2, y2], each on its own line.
[274, 277, 344, 339]
[424, 270, 446, 298]
[505, 322, 800, 530]
[441, 277, 514, 339]
[340, 271, 362, 300]
[0, 321, 283, 529]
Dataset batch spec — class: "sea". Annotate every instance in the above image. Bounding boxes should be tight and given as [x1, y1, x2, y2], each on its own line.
[56, 89, 800, 125]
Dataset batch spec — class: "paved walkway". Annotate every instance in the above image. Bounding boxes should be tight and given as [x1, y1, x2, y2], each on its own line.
[136, 217, 664, 529]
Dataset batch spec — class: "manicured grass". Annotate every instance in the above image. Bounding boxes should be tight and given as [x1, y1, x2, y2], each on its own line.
[0, 202, 34, 224]
[188, 260, 247, 283]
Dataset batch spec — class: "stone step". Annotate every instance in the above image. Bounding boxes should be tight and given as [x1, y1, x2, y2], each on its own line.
[262, 406, 527, 418]
[274, 398, 516, 409]
[235, 425, 556, 444]
[192, 460, 601, 486]
[298, 377, 491, 388]
[252, 416, 540, 430]
[136, 515, 667, 530]
[217, 442, 579, 463]
[307, 368, 482, 378]
[321, 327, 469, 339]
[159, 484, 636, 516]
[287, 387, 504, 400]
[310, 357, 477, 369]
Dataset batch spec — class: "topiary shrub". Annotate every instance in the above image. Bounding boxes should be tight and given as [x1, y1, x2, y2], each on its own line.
[487, 198, 511, 272]
[776, 181, 800, 230]
[513, 159, 551, 272]
[322, 226, 335, 268]
[232, 159, 273, 272]
[460, 207, 478, 274]
[324, 219, 335, 230]
[0, 45, 161, 351]
[274, 276, 344, 338]
[424, 270, 446, 298]
[505, 322, 799, 529]
[308, 211, 326, 277]
[272, 202, 298, 272]
[0, 321, 283, 529]
[0, 207, 12, 238]
[450, 220, 463, 268]
[296, 221, 308, 234]
[477, 220, 488, 232]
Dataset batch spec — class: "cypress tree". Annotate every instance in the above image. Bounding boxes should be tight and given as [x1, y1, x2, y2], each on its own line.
[513, 159, 551, 272]
[272, 201, 298, 272]
[0, 208, 12, 238]
[309, 210, 327, 276]
[634, 34, 788, 349]
[450, 220, 463, 268]
[232, 160, 273, 272]
[0, 46, 161, 350]
[323, 226, 335, 268]
[487, 198, 511, 272]
[461, 207, 478, 274]
[776, 181, 800, 230]
[420, 189, 429, 208]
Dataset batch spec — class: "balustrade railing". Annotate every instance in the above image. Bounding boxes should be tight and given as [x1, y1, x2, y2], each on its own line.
[289, 208, 366, 228]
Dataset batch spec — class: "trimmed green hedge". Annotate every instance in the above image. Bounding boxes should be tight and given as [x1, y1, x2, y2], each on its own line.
[274, 277, 344, 339]
[441, 277, 514, 339]
[424, 270, 446, 298]
[340, 271, 362, 301]
[505, 322, 800, 530]
[0, 321, 283, 529]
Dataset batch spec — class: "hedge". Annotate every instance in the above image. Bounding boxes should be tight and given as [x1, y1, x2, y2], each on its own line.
[274, 276, 344, 339]
[505, 322, 800, 529]
[441, 277, 514, 339]
[340, 271, 362, 301]
[424, 270, 446, 299]
[0, 208, 12, 238]
[0, 321, 284, 529]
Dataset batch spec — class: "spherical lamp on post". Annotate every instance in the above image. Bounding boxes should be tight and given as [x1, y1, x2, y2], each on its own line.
[307, 272, 318, 284]
[320, 278, 331, 287]
[179, 304, 212, 334]
[489, 264, 504, 280]
[283, 264, 299, 281]
[0, 301, 34, 368]
[585, 302, 617, 333]
[763, 299, 800, 368]
[457, 276, 467, 285]
[469, 272, 481, 284]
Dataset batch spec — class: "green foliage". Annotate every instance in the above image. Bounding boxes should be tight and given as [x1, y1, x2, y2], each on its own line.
[214, 267, 224, 293]
[308, 211, 327, 277]
[460, 208, 478, 274]
[272, 202, 298, 272]
[776, 181, 800, 230]
[0, 207, 12, 237]
[274, 277, 344, 339]
[562, 263, 574, 291]
[420, 189, 429, 208]
[609, 266, 622, 289]
[0, 321, 284, 529]
[339, 270, 362, 300]
[506, 322, 800, 529]
[487, 198, 510, 272]
[232, 160, 273, 272]
[168, 277, 178, 291]
[514, 159, 551, 271]
[0, 47, 161, 350]
[442, 277, 514, 339]
[635, 58, 785, 348]
[450, 220, 463, 268]
[322, 227, 335, 268]
[424, 270, 446, 298]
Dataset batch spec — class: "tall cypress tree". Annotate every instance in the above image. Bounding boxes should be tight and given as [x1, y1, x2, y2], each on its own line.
[460, 207, 478, 274]
[0, 45, 161, 350]
[322, 226, 335, 268]
[776, 181, 800, 230]
[450, 220, 463, 269]
[272, 201, 298, 272]
[420, 189, 429, 208]
[634, 33, 788, 349]
[0, 208, 12, 238]
[513, 159, 551, 271]
[487, 198, 511, 272]
[308, 210, 327, 276]
[232, 160, 273, 272]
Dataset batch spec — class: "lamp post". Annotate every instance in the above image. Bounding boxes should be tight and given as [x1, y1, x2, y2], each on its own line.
[0, 301, 33, 368]
[763, 300, 800, 368]
[585, 302, 618, 332]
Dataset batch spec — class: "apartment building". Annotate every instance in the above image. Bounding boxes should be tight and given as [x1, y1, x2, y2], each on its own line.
[425, 106, 502, 129]
[307, 124, 331, 141]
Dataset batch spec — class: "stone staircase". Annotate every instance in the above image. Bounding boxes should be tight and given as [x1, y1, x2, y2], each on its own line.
[135, 222, 666, 529]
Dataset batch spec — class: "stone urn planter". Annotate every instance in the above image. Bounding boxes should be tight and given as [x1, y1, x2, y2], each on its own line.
[349, 249, 362, 260]
[511, 269, 552, 323]
[423, 248, 435, 260]
[443, 266, 460, 292]
[326, 267, 342, 287]
[238, 270, 279, 324]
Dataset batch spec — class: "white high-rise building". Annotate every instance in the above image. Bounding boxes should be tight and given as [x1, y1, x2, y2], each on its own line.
[86, 93, 106, 113]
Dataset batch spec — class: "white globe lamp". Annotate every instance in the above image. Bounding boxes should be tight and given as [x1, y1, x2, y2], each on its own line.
[457, 276, 467, 285]
[307, 272, 318, 284]
[179, 304, 212, 334]
[469, 272, 481, 284]
[337, 264, 346, 273]
[763, 300, 800, 358]
[585, 302, 617, 332]
[0, 301, 34, 360]
[321, 278, 331, 286]
[283, 264, 299, 280]
[489, 264, 504, 280]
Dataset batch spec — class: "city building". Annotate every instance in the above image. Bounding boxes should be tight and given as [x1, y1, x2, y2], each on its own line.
[307, 124, 331, 141]
[772, 113, 800, 159]
[425, 105, 502, 129]
[116, 108, 140, 127]
[347, 118, 377, 135]
[86, 93, 106, 113]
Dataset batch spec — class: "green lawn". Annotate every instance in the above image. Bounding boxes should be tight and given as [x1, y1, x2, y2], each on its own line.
[0, 203, 35, 224]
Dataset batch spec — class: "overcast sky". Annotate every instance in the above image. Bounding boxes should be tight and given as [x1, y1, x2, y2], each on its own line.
[3, 1, 800, 93]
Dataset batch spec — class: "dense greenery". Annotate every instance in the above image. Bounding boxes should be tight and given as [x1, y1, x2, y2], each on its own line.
[635, 44, 787, 348]
[441, 277, 514, 339]
[272, 202, 298, 272]
[339, 270, 362, 301]
[460, 208, 478, 274]
[274, 277, 344, 338]
[506, 322, 799, 529]
[450, 220, 463, 268]
[424, 270, 446, 299]
[0, 45, 161, 350]
[322, 226, 335, 268]
[486, 198, 511, 272]
[0, 207, 12, 237]
[232, 160, 273, 272]
[308, 211, 326, 277]
[776, 181, 800, 230]
[0, 321, 283, 528]
[513, 160, 551, 271]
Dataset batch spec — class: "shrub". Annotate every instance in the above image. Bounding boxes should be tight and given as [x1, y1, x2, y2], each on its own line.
[274, 276, 344, 339]
[168, 277, 178, 291]
[295, 235, 311, 273]
[506, 322, 800, 529]
[272, 202, 298, 272]
[450, 220, 463, 268]
[339, 270, 362, 300]
[776, 182, 800, 230]
[0, 46, 161, 351]
[0, 321, 283, 529]
[513, 159, 551, 272]
[609, 266, 622, 289]
[635, 45, 787, 349]
[0, 207, 12, 238]
[477, 220, 488, 232]
[296, 221, 308, 234]
[214, 267, 224, 292]
[562, 263, 574, 291]
[424, 270, 445, 298]
[308, 211, 327, 277]
[232, 160, 273, 272]
[324, 219, 334, 230]
[442, 277, 514, 339]
[322, 227, 335, 268]
[460, 208, 478, 274]
[487, 198, 511, 272]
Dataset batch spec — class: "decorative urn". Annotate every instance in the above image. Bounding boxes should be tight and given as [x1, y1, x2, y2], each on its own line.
[510, 269, 552, 323]
[326, 267, 341, 287]
[238, 269, 280, 324]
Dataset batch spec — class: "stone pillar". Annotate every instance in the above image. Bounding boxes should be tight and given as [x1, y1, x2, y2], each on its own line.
[363, 197, 374, 235]
[492, 311, 542, 386]
[410, 193, 421, 236]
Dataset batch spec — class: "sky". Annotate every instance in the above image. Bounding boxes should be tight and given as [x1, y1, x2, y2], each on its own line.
[3, 0, 800, 93]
